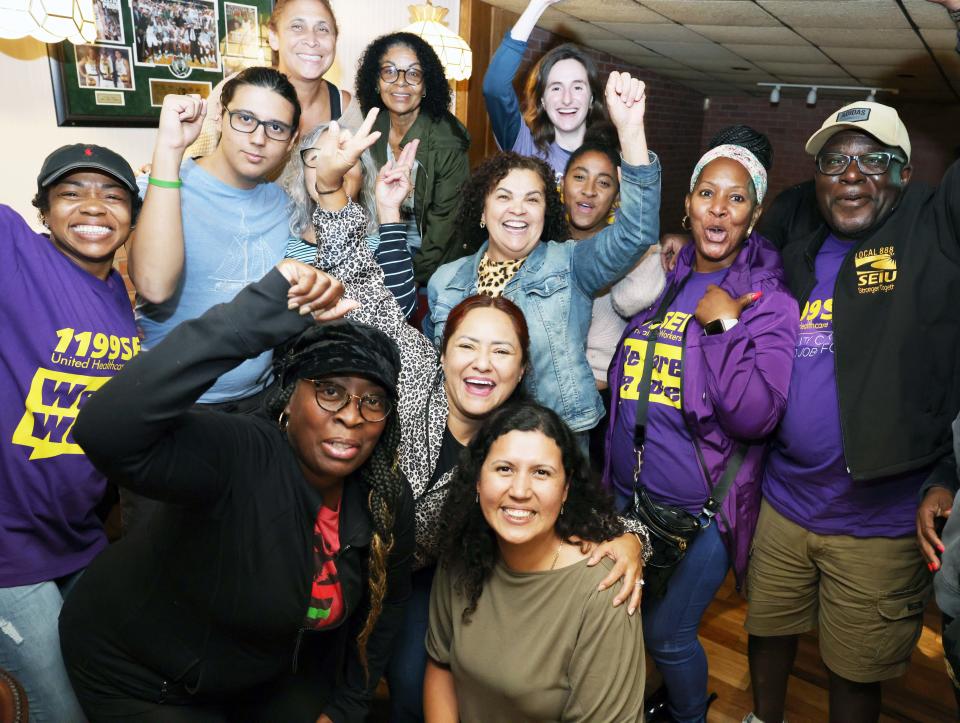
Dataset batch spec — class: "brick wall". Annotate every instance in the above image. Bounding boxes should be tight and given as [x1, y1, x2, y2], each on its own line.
[700, 94, 960, 223]
[520, 27, 707, 236]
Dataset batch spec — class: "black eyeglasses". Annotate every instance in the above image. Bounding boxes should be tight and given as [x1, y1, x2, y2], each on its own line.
[224, 108, 294, 142]
[300, 147, 323, 168]
[307, 379, 393, 422]
[379, 64, 423, 86]
[816, 152, 904, 176]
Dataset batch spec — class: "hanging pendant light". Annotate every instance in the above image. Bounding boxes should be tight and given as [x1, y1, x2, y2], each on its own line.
[403, 0, 472, 81]
[0, 0, 97, 44]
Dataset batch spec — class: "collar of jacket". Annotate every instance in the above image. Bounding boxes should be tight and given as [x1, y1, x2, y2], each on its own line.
[672, 230, 786, 290]
[445, 240, 551, 292]
[370, 108, 432, 168]
[303, 469, 373, 551]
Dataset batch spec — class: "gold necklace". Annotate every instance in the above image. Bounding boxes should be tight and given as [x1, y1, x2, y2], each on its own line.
[549, 541, 565, 570]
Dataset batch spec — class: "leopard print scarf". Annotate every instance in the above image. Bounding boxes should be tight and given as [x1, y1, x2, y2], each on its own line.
[476, 253, 526, 297]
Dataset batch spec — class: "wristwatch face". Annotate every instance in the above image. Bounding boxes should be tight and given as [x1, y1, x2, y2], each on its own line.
[704, 318, 737, 335]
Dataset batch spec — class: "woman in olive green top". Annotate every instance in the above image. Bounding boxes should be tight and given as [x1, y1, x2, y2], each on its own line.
[354, 31, 472, 285]
[424, 401, 645, 722]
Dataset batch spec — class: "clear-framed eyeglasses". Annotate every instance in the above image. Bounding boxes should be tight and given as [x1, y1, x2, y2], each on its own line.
[224, 108, 295, 142]
[816, 151, 905, 176]
[306, 379, 393, 422]
[379, 64, 423, 86]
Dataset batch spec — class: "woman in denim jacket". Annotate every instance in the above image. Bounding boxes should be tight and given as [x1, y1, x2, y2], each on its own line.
[426, 70, 660, 438]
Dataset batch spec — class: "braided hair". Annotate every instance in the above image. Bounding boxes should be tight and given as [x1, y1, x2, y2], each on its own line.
[707, 124, 773, 171]
[265, 324, 405, 676]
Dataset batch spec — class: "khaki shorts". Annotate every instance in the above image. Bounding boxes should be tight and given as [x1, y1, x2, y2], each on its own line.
[745, 500, 932, 683]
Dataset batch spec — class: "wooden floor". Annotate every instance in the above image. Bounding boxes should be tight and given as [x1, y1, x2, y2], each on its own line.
[699, 573, 956, 723]
[371, 571, 957, 722]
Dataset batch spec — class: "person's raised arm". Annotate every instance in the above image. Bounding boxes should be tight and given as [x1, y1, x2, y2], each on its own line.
[573, 71, 659, 297]
[510, 0, 562, 41]
[482, 0, 562, 151]
[927, 0, 960, 48]
[72, 261, 352, 504]
[375, 141, 419, 316]
[309, 110, 382, 214]
[310, 127, 443, 455]
[127, 94, 206, 303]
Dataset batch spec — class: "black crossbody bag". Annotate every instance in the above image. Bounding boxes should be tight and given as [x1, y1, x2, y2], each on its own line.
[625, 282, 746, 599]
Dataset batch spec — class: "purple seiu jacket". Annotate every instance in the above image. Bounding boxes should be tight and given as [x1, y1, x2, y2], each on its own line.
[603, 232, 799, 587]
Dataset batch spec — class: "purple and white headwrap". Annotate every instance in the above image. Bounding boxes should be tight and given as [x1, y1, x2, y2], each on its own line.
[689, 144, 768, 204]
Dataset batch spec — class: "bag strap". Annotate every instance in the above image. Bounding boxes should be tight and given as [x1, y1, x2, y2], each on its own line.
[630, 276, 747, 518]
[632, 280, 687, 453]
[694, 442, 747, 520]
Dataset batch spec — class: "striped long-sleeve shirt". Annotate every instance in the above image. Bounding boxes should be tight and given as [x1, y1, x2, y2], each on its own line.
[284, 222, 418, 319]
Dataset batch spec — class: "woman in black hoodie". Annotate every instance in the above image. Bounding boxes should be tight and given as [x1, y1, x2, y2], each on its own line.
[59, 253, 414, 722]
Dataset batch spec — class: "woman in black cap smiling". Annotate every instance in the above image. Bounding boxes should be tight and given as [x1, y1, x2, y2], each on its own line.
[58, 252, 415, 722]
[0, 143, 140, 720]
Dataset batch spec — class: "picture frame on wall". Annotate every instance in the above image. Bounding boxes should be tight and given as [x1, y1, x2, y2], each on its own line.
[48, 0, 273, 127]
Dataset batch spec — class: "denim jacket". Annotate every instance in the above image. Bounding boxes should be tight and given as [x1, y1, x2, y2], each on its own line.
[425, 155, 661, 432]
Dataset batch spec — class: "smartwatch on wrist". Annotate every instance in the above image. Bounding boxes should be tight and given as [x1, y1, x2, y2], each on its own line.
[703, 318, 739, 336]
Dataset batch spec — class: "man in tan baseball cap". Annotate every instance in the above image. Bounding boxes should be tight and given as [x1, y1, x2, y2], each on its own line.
[745, 95, 960, 723]
[805, 100, 912, 162]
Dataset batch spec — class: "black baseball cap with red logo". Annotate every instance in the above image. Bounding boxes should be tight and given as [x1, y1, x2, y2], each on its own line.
[36, 144, 138, 196]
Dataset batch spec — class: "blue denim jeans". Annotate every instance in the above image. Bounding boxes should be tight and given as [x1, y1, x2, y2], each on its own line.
[0, 572, 85, 722]
[384, 565, 435, 722]
[642, 521, 729, 723]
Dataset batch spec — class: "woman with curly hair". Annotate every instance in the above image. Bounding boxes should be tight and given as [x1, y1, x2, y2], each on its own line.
[354, 31, 471, 285]
[482, 0, 608, 180]
[304, 110, 649, 722]
[424, 401, 645, 721]
[58, 226, 415, 717]
[426, 70, 660, 442]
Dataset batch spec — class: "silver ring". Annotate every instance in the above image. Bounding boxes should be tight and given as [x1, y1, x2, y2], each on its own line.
[635, 579, 645, 587]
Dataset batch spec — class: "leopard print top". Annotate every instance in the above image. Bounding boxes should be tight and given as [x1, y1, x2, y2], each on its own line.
[312, 201, 650, 568]
[476, 254, 526, 297]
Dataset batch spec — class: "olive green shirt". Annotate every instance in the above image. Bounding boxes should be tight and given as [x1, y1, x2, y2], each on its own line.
[426, 557, 645, 722]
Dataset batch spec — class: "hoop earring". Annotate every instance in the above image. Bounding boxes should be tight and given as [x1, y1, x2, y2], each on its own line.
[479, 220, 485, 229]
[278, 411, 289, 431]
[475, 491, 479, 503]
[681, 214, 691, 231]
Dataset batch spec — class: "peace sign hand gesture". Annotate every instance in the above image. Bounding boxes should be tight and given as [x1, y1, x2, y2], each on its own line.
[311, 108, 383, 193]
[375, 139, 419, 224]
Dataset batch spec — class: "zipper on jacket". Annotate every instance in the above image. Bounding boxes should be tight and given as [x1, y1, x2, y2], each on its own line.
[291, 543, 356, 672]
[831, 242, 860, 475]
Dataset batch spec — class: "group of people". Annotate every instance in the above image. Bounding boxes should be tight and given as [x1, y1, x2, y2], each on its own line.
[3, 0, 960, 721]
[131, 0, 219, 68]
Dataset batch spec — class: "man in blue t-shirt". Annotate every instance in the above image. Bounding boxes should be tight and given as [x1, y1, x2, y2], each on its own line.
[745, 95, 960, 721]
[123, 66, 301, 529]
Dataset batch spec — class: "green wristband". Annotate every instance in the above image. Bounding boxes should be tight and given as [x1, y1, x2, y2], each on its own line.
[148, 176, 182, 189]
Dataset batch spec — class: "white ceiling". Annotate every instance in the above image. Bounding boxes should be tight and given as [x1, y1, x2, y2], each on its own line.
[481, 0, 960, 102]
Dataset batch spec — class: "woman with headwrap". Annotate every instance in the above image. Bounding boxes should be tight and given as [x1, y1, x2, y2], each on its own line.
[603, 135, 799, 723]
[58, 257, 415, 722]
